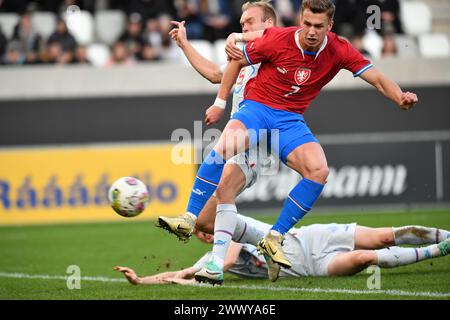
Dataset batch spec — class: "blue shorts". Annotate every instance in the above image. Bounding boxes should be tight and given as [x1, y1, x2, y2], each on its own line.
[231, 99, 319, 164]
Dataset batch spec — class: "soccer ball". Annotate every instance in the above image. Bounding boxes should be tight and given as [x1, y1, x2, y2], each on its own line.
[108, 177, 149, 217]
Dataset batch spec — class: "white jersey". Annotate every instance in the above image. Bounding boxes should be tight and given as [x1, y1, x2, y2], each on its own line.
[219, 62, 264, 191]
[221, 63, 261, 117]
[237, 215, 357, 277]
[192, 214, 356, 279]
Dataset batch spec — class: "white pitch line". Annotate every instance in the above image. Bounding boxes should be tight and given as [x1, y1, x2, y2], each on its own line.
[0, 272, 127, 283]
[220, 284, 450, 298]
[0, 272, 449, 298]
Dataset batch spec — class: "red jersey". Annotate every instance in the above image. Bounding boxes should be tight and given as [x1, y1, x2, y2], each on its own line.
[243, 27, 372, 114]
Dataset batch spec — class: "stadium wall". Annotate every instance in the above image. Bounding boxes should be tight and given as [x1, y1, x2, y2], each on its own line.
[0, 58, 449, 100]
[0, 143, 196, 225]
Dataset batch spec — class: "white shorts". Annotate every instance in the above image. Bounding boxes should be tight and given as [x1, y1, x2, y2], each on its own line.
[282, 223, 357, 277]
[226, 150, 258, 190]
[226, 147, 277, 192]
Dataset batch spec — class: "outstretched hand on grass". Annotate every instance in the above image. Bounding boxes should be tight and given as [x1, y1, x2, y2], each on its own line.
[114, 266, 141, 285]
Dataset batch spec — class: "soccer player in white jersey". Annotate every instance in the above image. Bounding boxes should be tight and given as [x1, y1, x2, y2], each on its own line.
[157, 1, 278, 285]
[160, 0, 418, 285]
[117, 214, 450, 284]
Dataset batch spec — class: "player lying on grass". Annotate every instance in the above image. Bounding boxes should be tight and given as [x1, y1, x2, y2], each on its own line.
[116, 214, 450, 285]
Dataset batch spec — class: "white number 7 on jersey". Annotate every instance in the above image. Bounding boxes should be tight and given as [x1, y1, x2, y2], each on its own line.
[284, 85, 300, 97]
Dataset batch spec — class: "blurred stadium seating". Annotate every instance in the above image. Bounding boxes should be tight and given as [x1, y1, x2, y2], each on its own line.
[0, 0, 449, 65]
[362, 30, 384, 59]
[394, 34, 419, 58]
[181, 39, 215, 66]
[418, 32, 450, 57]
[400, 0, 432, 36]
[94, 10, 126, 46]
[31, 11, 56, 40]
[64, 10, 95, 46]
[86, 42, 110, 67]
[213, 38, 228, 65]
[0, 12, 19, 39]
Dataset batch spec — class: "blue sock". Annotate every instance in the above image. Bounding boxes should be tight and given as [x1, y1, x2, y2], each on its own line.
[186, 150, 225, 217]
[272, 178, 324, 234]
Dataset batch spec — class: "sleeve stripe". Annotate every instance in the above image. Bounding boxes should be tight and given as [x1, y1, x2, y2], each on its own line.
[243, 44, 253, 65]
[353, 63, 373, 77]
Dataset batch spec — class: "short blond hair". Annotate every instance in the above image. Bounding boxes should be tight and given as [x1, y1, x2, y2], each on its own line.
[242, 0, 277, 24]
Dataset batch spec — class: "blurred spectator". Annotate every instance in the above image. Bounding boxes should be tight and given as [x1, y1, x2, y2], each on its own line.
[12, 12, 43, 64]
[119, 12, 145, 60]
[44, 18, 77, 64]
[105, 40, 136, 66]
[349, 36, 371, 59]
[142, 14, 177, 61]
[142, 17, 163, 59]
[33, 0, 96, 14]
[106, 0, 127, 11]
[273, 0, 301, 27]
[144, 18, 162, 49]
[200, 0, 236, 43]
[370, 0, 402, 58]
[0, 0, 405, 65]
[159, 32, 182, 62]
[33, 0, 61, 13]
[2, 40, 26, 64]
[332, 0, 374, 56]
[377, 0, 402, 58]
[111, 0, 177, 21]
[0, 26, 7, 57]
[173, 0, 204, 40]
[290, 0, 301, 12]
[64, 0, 96, 13]
[332, 0, 368, 40]
[141, 43, 159, 61]
[74, 45, 88, 63]
[0, 0, 28, 13]
[374, 0, 403, 36]
[381, 34, 397, 57]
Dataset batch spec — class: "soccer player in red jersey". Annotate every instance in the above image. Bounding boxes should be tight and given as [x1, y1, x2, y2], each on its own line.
[161, 0, 418, 283]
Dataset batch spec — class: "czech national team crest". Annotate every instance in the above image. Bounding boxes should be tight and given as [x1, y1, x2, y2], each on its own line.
[294, 68, 311, 85]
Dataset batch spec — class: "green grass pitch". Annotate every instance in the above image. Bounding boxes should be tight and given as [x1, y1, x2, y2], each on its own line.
[0, 209, 449, 300]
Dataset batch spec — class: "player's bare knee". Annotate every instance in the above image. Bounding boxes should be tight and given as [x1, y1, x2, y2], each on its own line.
[319, 165, 330, 181]
[305, 165, 329, 183]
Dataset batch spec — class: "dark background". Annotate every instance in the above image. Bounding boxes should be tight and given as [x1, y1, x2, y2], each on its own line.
[1, 85, 448, 208]
[1, 86, 449, 146]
